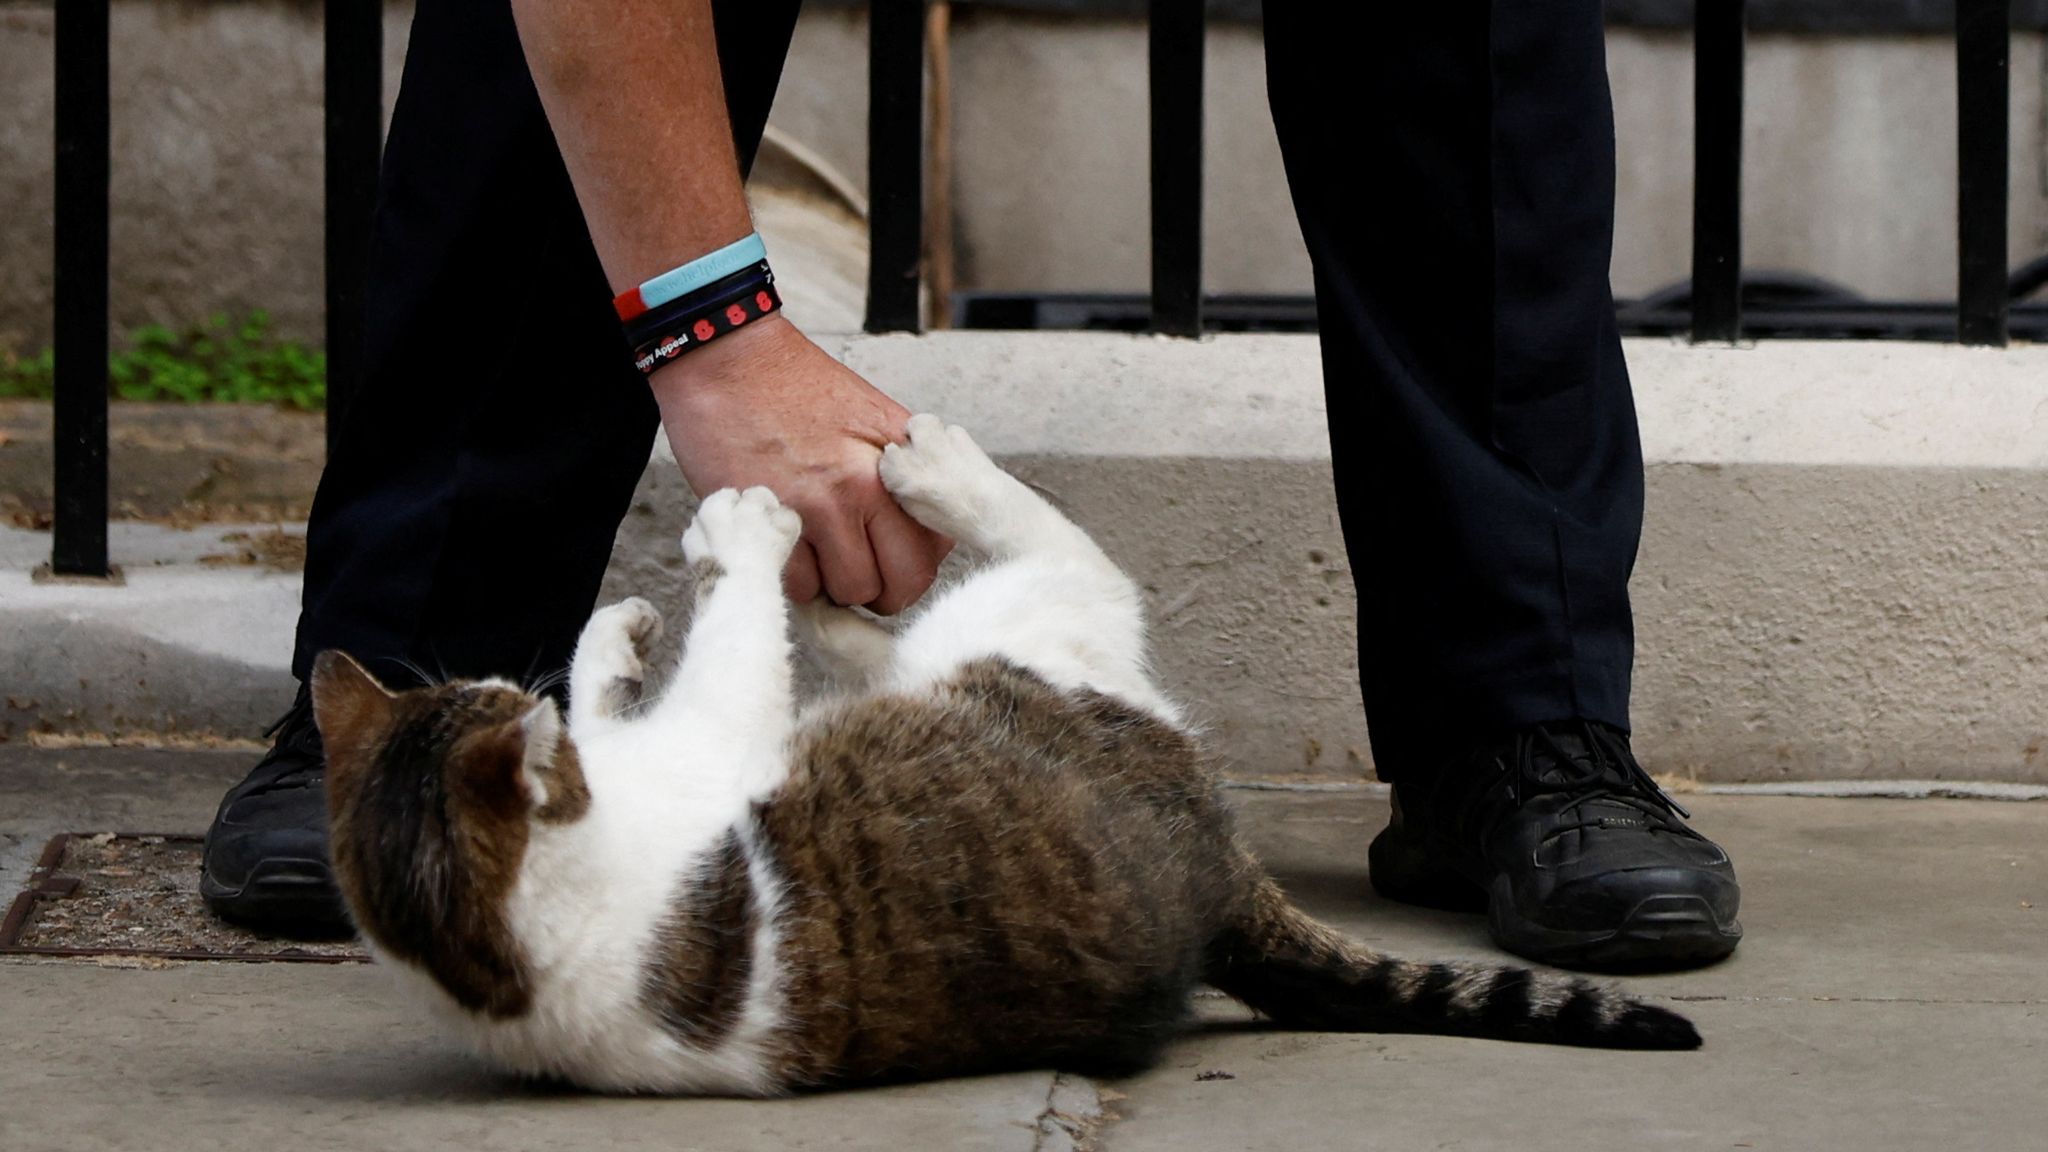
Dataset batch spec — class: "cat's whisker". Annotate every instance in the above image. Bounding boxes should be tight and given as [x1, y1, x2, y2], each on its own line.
[526, 667, 572, 698]
[389, 656, 442, 689]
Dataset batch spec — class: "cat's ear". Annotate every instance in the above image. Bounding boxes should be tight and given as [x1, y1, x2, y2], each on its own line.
[514, 700, 590, 821]
[309, 650, 397, 773]
[458, 699, 573, 814]
[513, 701, 565, 810]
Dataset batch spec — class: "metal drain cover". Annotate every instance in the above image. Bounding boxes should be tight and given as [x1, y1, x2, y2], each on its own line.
[0, 833, 367, 963]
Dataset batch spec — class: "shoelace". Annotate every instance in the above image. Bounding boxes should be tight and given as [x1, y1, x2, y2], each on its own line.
[1511, 720, 1691, 829]
[1442, 720, 1690, 846]
[244, 691, 326, 794]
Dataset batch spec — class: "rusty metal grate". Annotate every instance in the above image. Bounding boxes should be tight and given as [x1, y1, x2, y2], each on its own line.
[0, 833, 367, 963]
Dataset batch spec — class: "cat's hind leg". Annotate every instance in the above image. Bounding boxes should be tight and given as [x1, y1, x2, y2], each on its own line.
[879, 416, 1179, 722]
[567, 597, 663, 739]
[880, 415, 1106, 564]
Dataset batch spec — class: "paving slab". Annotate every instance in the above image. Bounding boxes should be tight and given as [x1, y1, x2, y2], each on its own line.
[1096, 788, 2048, 1151]
[0, 749, 1067, 1152]
[0, 748, 2042, 1151]
[0, 965, 1059, 1152]
[0, 747, 246, 900]
[1238, 789, 2048, 1004]
[1101, 999, 2046, 1152]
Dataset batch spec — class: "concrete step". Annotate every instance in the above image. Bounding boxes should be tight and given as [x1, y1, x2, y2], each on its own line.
[3, 333, 2043, 783]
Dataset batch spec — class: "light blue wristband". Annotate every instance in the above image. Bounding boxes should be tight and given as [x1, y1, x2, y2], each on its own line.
[617, 232, 769, 319]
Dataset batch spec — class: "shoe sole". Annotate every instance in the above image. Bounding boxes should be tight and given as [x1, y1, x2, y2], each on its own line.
[1487, 884, 1742, 972]
[1369, 824, 1742, 972]
[200, 857, 355, 940]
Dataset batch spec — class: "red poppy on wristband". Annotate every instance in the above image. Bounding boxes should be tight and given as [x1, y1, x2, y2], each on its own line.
[626, 275, 783, 376]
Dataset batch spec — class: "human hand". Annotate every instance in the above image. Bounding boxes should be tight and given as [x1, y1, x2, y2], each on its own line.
[648, 314, 952, 613]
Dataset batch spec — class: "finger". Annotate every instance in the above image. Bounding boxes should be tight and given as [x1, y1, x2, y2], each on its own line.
[882, 402, 916, 445]
[783, 539, 823, 604]
[808, 509, 885, 608]
[865, 507, 945, 616]
[926, 524, 957, 570]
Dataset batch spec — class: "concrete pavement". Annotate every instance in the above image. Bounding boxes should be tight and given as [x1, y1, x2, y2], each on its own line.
[1120, 790, 2048, 1152]
[1, 747, 2042, 1150]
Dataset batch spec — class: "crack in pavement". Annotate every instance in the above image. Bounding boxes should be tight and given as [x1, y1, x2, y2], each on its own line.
[1032, 1072, 1111, 1152]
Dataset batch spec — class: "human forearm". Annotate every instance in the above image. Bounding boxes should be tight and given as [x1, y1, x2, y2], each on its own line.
[509, 0, 753, 290]
[507, 0, 951, 613]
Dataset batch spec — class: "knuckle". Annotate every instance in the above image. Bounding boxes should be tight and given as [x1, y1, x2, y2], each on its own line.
[830, 572, 883, 608]
[784, 551, 821, 595]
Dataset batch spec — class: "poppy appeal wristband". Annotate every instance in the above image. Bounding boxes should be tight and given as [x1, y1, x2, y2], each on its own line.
[623, 267, 783, 376]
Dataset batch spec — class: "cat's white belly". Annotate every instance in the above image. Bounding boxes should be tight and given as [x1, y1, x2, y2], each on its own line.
[374, 775, 796, 1096]
[464, 968, 787, 1097]
[375, 882, 791, 1096]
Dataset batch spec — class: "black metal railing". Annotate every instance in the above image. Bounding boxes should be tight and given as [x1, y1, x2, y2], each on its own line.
[865, 0, 925, 332]
[50, 0, 110, 578]
[1690, 0, 1747, 342]
[1147, 0, 1205, 337]
[46, 0, 382, 579]
[1955, 0, 2012, 346]
[1622, 0, 2043, 344]
[36, 1, 2041, 579]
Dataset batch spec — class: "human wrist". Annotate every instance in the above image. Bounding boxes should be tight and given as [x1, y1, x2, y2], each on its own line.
[646, 312, 806, 414]
[617, 230, 785, 377]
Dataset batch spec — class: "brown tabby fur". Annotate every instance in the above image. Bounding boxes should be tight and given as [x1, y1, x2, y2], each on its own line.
[643, 830, 758, 1048]
[752, 660, 1247, 1084]
[315, 652, 587, 1019]
[317, 640, 1699, 1092]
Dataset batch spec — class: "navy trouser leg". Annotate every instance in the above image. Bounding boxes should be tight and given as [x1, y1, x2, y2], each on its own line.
[294, 0, 800, 685]
[1262, 2, 1646, 780]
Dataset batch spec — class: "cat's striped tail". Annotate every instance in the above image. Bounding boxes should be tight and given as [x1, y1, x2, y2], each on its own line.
[1205, 881, 1701, 1051]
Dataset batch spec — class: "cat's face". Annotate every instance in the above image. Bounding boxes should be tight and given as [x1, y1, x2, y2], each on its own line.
[309, 651, 590, 1018]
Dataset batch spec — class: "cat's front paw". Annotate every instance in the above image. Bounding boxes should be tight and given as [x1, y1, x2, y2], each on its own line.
[878, 415, 1002, 535]
[573, 597, 663, 718]
[586, 596, 663, 663]
[682, 486, 803, 575]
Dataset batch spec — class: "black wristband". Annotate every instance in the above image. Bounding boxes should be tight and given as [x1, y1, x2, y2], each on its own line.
[628, 274, 784, 375]
[620, 260, 773, 346]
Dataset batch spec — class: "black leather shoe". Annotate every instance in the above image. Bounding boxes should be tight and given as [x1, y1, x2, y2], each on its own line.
[200, 688, 352, 939]
[1370, 720, 1741, 971]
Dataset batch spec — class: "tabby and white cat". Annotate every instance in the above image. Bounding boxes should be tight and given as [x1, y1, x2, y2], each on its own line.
[310, 415, 1698, 1095]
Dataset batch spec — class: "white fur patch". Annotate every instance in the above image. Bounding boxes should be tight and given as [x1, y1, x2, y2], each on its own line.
[371, 428, 1196, 1094]
[517, 702, 561, 809]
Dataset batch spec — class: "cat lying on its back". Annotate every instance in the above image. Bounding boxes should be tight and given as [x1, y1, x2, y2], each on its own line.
[309, 415, 1698, 1095]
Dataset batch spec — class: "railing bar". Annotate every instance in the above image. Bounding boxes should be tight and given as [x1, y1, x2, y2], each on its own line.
[51, 0, 111, 578]
[1690, 0, 1745, 343]
[924, 0, 954, 329]
[866, 0, 925, 334]
[1148, 0, 1203, 337]
[324, 0, 383, 447]
[1956, 0, 2011, 347]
